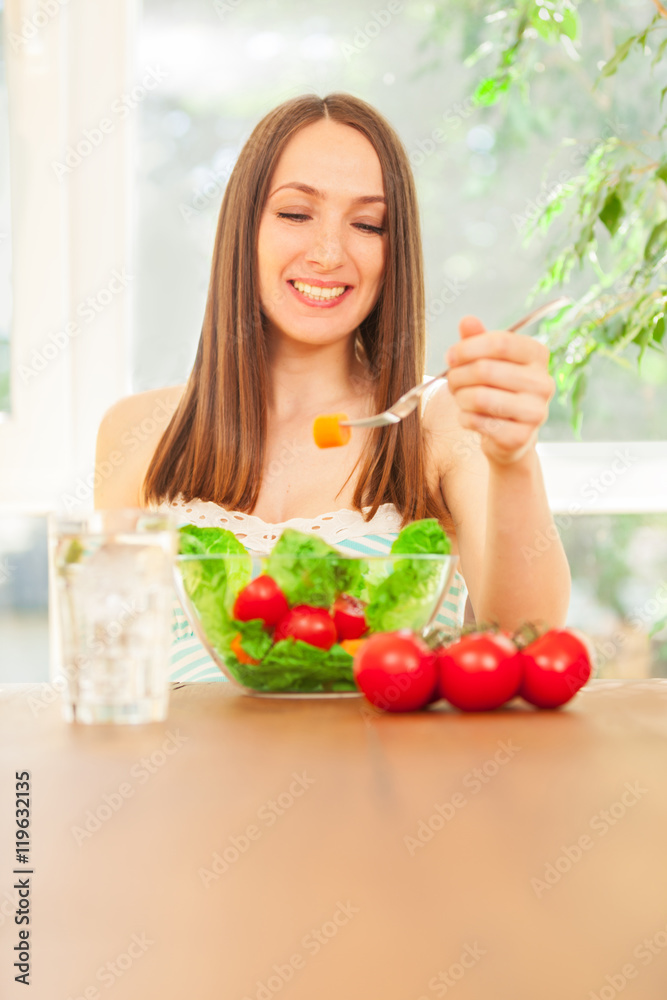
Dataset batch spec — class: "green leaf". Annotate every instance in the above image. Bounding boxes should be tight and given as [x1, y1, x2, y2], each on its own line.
[635, 326, 651, 364]
[574, 225, 595, 263]
[473, 75, 510, 107]
[598, 191, 624, 236]
[653, 314, 666, 345]
[178, 525, 251, 617]
[390, 519, 451, 557]
[652, 36, 667, 68]
[649, 616, 667, 639]
[598, 35, 636, 79]
[530, 6, 560, 43]
[559, 8, 580, 42]
[660, 85, 667, 110]
[656, 161, 667, 185]
[363, 519, 453, 634]
[644, 220, 667, 265]
[571, 367, 588, 416]
[232, 618, 274, 662]
[265, 528, 366, 607]
[228, 639, 356, 693]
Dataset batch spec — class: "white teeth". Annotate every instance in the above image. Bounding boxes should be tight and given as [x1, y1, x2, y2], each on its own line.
[292, 281, 347, 300]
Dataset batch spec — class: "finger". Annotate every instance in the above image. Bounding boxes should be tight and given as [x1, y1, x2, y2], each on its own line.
[448, 330, 550, 368]
[458, 410, 537, 454]
[445, 315, 486, 368]
[458, 314, 486, 339]
[453, 385, 549, 425]
[446, 358, 556, 400]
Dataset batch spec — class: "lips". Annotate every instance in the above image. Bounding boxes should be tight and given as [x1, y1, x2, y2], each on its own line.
[287, 280, 354, 308]
[290, 279, 351, 289]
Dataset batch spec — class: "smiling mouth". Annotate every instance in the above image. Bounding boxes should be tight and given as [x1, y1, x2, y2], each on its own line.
[289, 280, 350, 302]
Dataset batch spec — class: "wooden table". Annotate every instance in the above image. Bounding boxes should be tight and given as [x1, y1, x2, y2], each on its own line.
[1, 679, 667, 1000]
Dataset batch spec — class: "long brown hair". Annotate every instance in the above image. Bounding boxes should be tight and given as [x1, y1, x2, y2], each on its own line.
[142, 92, 453, 532]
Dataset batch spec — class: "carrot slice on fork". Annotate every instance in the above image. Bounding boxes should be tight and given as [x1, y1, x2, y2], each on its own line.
[313, 413, 352, 448]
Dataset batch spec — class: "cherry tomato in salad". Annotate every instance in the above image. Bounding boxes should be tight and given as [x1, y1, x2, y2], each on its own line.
[519, 629, 592, 709]
[332, 594, 368, 641]
[274, 605, 338, 650]
[437, 631, 522, 711]
[353, 630, 438, 712]
[233, 575, 289, 627]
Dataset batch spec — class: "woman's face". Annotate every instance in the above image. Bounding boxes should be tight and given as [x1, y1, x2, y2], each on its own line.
[257, 118, 387, 349]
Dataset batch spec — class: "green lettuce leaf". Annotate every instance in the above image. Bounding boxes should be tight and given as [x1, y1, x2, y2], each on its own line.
[389, 518, 451, 556]
[178, 525, 252, 639]
[264, 528, 367, 607]
[365, 518, 451, 633]
[226, 638, 356, 693]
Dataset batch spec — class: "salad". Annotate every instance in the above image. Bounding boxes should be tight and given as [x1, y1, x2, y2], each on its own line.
[177, 519, 451, 693]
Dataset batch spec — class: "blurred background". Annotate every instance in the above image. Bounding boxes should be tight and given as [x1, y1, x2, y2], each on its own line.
[0, 0, 665, 680]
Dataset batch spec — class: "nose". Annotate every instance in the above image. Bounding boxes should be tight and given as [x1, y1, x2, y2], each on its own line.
[305, 220, 346, 271]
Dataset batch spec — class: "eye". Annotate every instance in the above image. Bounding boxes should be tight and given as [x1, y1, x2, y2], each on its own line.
[275, 213, 385, 235]
[277, 212, 309, 222]
[354, 223, 385, 235]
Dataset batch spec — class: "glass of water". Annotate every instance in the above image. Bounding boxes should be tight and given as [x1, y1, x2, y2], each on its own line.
[49, 509, 178, 724]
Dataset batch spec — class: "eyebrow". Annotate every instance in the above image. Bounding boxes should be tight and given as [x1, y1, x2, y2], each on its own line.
[269, 181, 386, 205]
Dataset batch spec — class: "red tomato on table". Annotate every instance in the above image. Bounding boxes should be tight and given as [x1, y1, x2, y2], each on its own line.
[353, 631, 438, 712]
[437, 631, 522, 711]
[519, 629, 592, 708]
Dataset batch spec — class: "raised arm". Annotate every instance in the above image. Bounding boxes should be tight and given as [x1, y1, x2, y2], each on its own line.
[424, 316, 571, 632]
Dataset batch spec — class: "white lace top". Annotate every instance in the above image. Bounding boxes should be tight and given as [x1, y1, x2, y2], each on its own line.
[159, 498, 407, 554]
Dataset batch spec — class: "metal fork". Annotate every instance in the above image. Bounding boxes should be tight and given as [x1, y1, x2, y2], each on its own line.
[339, 296, 571, 429]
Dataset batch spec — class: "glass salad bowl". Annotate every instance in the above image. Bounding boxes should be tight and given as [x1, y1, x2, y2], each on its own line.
[172, 522, 458, 696]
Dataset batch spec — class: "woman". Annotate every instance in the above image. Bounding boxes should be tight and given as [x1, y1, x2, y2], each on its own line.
[95, 92, 570, 681]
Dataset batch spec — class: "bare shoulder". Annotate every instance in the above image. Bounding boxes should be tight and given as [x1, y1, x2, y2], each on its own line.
[94, 385, 186, 509]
